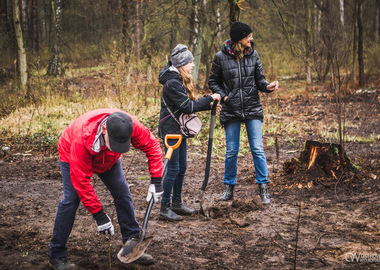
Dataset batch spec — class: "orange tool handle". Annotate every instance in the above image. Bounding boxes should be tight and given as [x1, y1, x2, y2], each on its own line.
[164, 134, 182, 160]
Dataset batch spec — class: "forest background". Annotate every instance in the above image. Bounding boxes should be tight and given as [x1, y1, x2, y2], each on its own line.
[0, 0, 379, 153]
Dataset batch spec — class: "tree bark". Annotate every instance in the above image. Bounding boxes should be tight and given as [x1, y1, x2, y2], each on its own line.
[0, 0, 7, 32]
[20, 0, 28, 48]
[339, 0, 344, 27]
[357, 0, 364, 86]
[121, 0, 132, 62]
[305, 0, 312, 85]
[228, 0, 240, 24]
[136, 0, 142, 60]
[6, 0, 15, 42]
[30, 0, 38, 51]
[190, 0, 203, 86]
[188, 0, 196, 52]
[352, 1, 357, 80]
[41, 0, 52, 48]
[12, 0, 27, 90]
[46, 0, 62, 76]
[216, 6, 222, 40]
[203, 1, 223, 90]
[169, 0, 179, 51]
[284, 141, 352, 177]
[376, 0, 379, 43]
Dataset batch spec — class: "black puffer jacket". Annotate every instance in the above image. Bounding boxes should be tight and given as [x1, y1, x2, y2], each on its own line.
[158, 62, 213, 138]
[208, 40, 272, 125]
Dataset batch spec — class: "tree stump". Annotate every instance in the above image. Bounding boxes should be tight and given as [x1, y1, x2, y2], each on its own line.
[284, 140, 353, 178]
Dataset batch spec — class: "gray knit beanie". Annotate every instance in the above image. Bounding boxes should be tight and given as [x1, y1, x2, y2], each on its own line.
[171, 44, 194, 68]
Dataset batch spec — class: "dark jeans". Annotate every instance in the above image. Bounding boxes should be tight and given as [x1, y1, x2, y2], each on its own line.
[49, 158, 139, 259]
[161, 138, 187, 205]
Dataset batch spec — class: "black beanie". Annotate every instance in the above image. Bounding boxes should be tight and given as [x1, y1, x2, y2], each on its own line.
[230, 21, 252, 43]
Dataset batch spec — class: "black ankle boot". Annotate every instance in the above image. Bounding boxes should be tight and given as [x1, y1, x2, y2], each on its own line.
[159, 204, 182, 221]
[219, 184, 234, 201]
[259, 183, 271, 204]
[171, 201, 195, 216]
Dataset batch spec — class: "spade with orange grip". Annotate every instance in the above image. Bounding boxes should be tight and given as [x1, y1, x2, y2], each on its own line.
[117, 134, 182, 264]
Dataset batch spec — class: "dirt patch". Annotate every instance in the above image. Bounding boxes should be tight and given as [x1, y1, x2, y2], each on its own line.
[0, 89, 379, 269]
[0, 142, 379, 270]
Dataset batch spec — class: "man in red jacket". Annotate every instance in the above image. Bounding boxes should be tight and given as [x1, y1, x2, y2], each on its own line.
[48, 109, 163, 270]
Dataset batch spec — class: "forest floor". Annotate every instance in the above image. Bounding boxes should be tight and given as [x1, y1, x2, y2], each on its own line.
[0, 75, 379, 269]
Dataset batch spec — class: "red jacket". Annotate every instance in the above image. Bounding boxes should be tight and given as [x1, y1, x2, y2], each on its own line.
[58, 108, 163, 214]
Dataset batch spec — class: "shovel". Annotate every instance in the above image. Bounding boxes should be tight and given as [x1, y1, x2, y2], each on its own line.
[197, 100, 218, 217]
[117, 134, 182, 264]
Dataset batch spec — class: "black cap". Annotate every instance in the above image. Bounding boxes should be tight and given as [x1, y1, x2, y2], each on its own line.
[230, 21, 252, 42]
[106, 112, 133, 153]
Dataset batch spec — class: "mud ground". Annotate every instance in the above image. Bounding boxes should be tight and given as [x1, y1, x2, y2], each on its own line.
[0, 88, 379, 269]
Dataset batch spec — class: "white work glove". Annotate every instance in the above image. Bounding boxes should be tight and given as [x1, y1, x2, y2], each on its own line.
[93, 209, 114, 235]
[146, 177, 163, 203]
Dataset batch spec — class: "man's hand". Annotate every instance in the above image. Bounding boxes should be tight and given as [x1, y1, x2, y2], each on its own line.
[93, 209, 114, 235]
[146, 177, 163, 203]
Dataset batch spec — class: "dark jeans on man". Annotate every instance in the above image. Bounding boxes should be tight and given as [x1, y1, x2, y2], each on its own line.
[161, 138, 187, 205]
[49, 158, 139, 259]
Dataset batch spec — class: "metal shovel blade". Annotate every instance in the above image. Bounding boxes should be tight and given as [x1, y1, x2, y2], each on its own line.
[117, 237, 153, 264]
[197, 190, 210, 218]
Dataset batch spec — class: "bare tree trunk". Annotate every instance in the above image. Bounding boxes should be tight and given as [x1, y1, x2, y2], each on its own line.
[169, 0, 179, 51]
[352, 1, 357, 80]
[12, 0, 27, 91]
[188, 0, 196, 52]
[0, 0, 7, 32]
[357, 0, 364, 86]
[305, 0, 312, 85]
[0, 0, 14, 61]
[203, 1, 223, 90]
[46, 0, 62, 76]
[30, 0, 38, 51]
[376, 0, 379, 43]
[316, 1, 321, 33]
[121, 0, 132, 62]
[339, 0, 344, 27]
[51, 0, 55, 41]
[228, 0, 240, 24]
[216, 6, 221, 40]
[20, 0, 28, 48]
[6, 0, 14, 38]
[136, 0, 142, 60]
[41, 0, 52, 48]
[190, 0, 203, 86]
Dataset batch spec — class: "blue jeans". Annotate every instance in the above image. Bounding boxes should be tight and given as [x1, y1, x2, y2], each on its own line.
[161, 138, 187, 205]
[224, 119, 269, 185]
[49, 158, 139, 259]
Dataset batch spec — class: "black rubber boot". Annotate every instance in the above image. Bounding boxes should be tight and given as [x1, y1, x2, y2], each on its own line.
[159, 203, 182, 221]
[259, 183, 271, 204]
[171, 200, 195, 216]
[219, 184, 234, 201]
